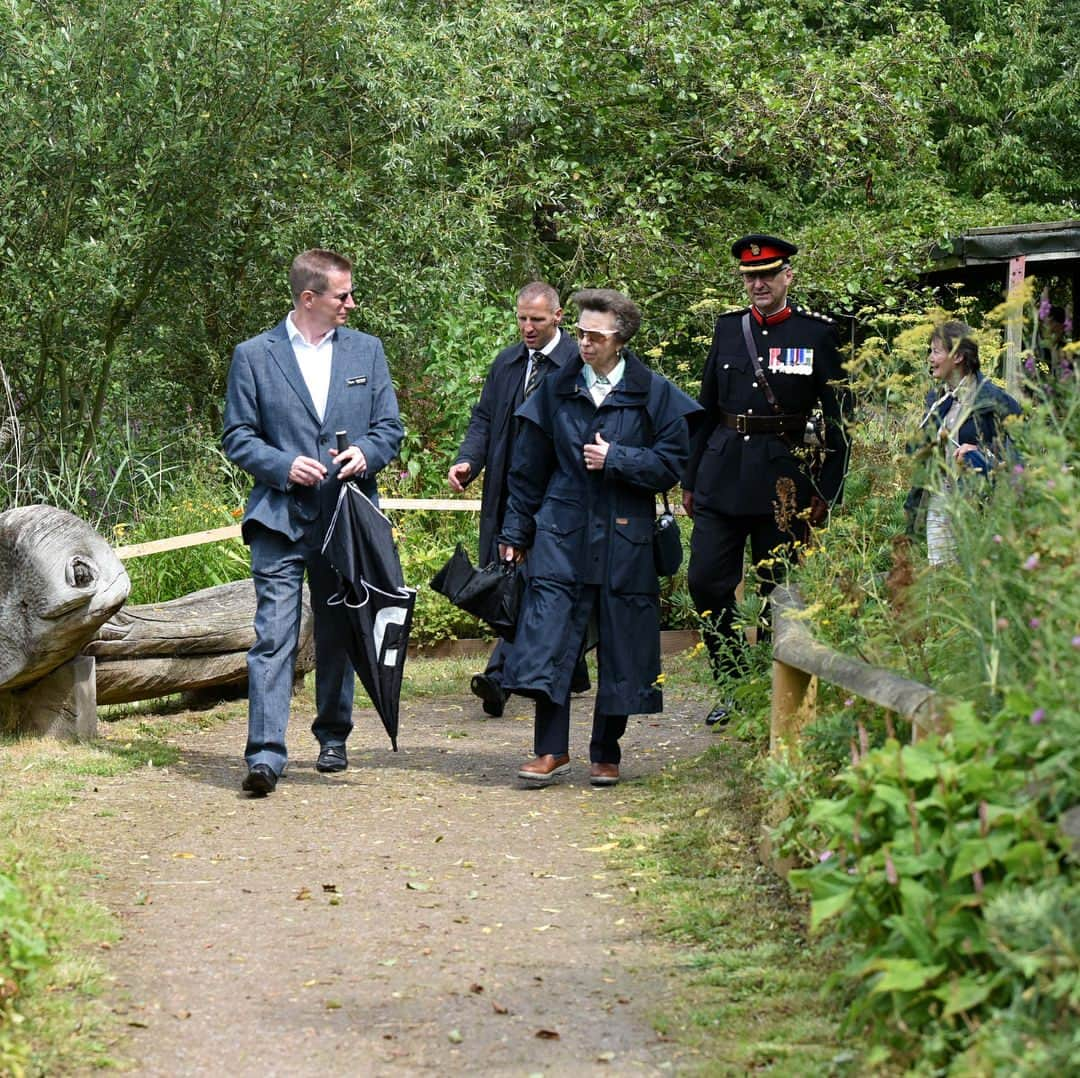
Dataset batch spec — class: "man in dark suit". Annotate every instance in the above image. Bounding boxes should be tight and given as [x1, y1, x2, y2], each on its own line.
[683, 235, 850, 725]
[224, 248, 403, 794]
[447, 281, 586, 716]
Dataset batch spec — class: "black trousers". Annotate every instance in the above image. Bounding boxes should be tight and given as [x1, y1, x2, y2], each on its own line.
[534, 695, 628, 764]
[686, 505, 806, 679]
[528, 583, 626, 763]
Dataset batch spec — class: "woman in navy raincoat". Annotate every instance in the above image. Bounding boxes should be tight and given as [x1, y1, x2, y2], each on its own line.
[498, 289, 701, 787]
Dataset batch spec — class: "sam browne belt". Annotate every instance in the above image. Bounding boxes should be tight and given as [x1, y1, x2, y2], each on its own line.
[721, 411, 807, 435]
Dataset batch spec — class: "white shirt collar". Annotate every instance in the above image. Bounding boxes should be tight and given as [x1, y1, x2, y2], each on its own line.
[528, 329, 563, 359]
[286, 311, 334, 349]
[582, 355, 625, 390]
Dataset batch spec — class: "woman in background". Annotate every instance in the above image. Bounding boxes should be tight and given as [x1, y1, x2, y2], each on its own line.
[905, 321, 1021, 565]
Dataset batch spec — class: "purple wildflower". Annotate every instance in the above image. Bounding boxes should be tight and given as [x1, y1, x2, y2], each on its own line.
[818, 850, 834, 863]
[1072, 636, 1080, 649]
[1030, 708, 1046, 725]
[996, 617, 1009, 630]
[1023, 554, 1039, 571]
[1029, 618, 1041, 629]
[1013, 463, 1025, 475]
[992, 534, 1003, 544]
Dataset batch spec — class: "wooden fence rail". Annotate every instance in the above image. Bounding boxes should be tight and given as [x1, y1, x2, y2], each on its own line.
[114, 498, 483, 560]
[769, 583, 942, 753]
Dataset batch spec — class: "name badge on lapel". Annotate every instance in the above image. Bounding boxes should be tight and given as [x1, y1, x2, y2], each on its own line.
[346, 376, 368, 386]
[768, 348, 814, 375]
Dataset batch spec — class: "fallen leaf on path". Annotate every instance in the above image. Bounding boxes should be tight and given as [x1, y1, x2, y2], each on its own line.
[583, 842, 617, 852]
[405, 881, 429, 892]
[533, 924, 555, 932]
[448, 1029, 463, 1044]
[172, 852, 195, 859]
[325, 1000, 342, 1010]
[535, 1029, 560, 1040]
[322, 883, 338, 893]
[492, 1001, 509, 1014]
[596, 1051, 616, 1062]
[694, 807, 711, 817]
[295, 887, 312, 900]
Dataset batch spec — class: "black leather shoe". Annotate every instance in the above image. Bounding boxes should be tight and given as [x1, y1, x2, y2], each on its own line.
[470, 674, 506, 717]
[705, 701, 734, 727]
[316, 745, 348, 773]
[242, 763, 277, 796]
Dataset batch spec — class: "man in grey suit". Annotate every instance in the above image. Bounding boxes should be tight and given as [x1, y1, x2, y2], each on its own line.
[224, 249, 403, 795]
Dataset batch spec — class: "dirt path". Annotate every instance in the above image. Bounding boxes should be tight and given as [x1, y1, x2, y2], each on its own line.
[65, 688, 717, 1076]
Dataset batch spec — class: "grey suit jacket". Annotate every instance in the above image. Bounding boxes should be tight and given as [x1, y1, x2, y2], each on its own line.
[223, 318, 404, 543]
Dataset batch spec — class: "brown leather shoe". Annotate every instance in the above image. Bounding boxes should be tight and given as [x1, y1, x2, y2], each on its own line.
[517, 753, 571, 785]
[588, 763, 620, 787]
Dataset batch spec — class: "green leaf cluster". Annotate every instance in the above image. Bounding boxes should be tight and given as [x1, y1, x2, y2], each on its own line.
[0, 0, 1075, 502]
[789, 699, 1078, 1070]
[783, 308, 1080, 1070]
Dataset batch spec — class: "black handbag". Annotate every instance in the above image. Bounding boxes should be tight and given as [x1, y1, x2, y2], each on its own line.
[653, 490, 682, 577]
[430, 544, 523, 640]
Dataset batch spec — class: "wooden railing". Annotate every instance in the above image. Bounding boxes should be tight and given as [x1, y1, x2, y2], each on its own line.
[114, 498, 483, 560]
[769, 583, 942, 754]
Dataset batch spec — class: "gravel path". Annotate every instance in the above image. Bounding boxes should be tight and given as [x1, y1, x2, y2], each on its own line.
[66, 687, 717, 1076]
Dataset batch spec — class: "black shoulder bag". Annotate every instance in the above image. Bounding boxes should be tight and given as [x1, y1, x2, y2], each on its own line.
[653, 489, 682, 577]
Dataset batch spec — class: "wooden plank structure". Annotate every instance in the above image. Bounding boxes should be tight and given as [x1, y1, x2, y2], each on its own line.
[922, 219, 1080, 398]
[769, 583, 942, 753]
[114, 498, 484, 561]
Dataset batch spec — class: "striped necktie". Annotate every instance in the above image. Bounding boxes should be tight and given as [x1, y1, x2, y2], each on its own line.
[524, 351, 548, 399]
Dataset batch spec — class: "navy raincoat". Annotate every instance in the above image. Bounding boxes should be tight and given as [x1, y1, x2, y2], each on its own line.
[498, 351, 701, 716]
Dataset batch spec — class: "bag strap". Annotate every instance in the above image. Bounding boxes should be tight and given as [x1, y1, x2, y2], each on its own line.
[741, 312, 783, 415]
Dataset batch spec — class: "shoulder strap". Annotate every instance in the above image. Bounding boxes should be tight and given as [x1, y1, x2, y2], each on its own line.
[741, 312, 783, 416]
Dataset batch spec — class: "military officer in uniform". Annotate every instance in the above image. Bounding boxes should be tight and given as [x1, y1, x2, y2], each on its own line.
[682, 234, 850, 725]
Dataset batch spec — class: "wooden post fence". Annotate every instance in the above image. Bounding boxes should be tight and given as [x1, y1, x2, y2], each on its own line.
[770, 583, 942, 754]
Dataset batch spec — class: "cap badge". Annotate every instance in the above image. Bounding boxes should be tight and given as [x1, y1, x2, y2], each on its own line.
[750, 244, 760, 255]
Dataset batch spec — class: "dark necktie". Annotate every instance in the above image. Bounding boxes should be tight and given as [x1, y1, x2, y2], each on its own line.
[524, 351, 548, 399]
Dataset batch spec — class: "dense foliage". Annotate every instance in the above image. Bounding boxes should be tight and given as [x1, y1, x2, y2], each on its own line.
[0, 2, 1076, 1070]
[0, 0, 1075, 507]
[775, 311, 1080, 1072]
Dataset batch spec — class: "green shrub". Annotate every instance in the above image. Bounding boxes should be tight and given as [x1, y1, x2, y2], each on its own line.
[788, 698, 1079, 1072]
[778, 309, 1080, 1071]
[0, 870, 50, 1074]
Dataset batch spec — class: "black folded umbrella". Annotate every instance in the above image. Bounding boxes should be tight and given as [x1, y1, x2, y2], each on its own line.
[430, 544, 522, 641]
[321, 483, 415, 750]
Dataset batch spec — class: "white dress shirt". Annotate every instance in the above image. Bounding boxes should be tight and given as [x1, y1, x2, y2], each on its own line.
[286, 312, 334, 422]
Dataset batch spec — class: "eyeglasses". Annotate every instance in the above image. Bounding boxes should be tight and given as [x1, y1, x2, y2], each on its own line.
[574, 324, 620, 344]
[312, 289, 355, 304]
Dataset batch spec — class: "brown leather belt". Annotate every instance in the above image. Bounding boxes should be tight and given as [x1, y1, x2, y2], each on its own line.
[721, 411, 807, 435]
